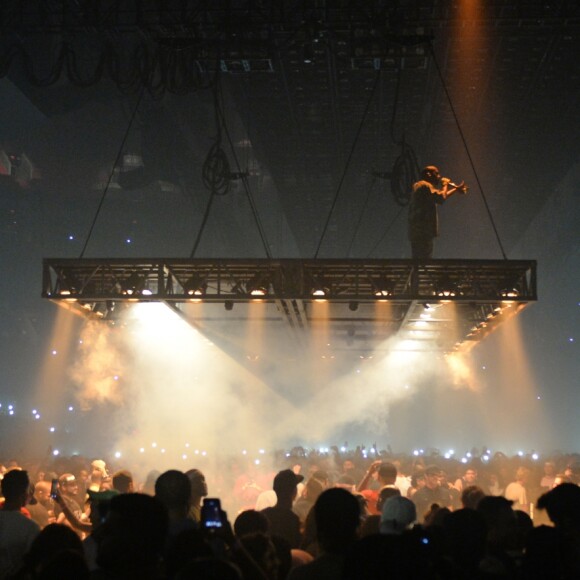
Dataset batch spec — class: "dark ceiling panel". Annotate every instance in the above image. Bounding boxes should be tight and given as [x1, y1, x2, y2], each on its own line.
[1, 0, 579, 259]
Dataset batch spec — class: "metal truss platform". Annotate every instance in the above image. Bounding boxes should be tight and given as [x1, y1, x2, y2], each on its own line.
[43, 258, 536, 355]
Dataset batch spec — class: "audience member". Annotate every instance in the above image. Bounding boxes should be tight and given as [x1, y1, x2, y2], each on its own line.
[261, 469, 303, 548]
[505, 466, 531, 512]
[412, 465, 452, 522]
[380, 495, 417, 535]
[185, 468, 208, 523]
[112, 470, 134, 494]
[154, 470, 196, 538]
[0, 470, 40, 577]
[288, 488, 360, 579]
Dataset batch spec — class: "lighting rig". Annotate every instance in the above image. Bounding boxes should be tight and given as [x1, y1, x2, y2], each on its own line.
[43, 258, 536, 354]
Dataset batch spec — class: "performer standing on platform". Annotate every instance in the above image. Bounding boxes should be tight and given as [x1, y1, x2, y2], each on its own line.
[408, 165, 466, 260]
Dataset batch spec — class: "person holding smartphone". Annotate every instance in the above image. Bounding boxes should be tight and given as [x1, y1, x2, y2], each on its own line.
[54, 474, 84, 537]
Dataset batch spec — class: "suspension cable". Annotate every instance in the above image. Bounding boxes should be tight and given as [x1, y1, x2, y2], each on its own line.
[365, 205, 406, 258]
[345, 176, 377, 257]
[313, 68, 381, 259]
[79, 87, 145, 258]
[428, 41, 508, 260]
[192, 76, 272, 258]
[217, 97, 272, 259]
[191, 75, 226, 258]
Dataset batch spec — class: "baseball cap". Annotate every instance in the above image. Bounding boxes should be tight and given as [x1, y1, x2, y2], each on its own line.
[273, 469, 304, 492]
[380, 496, 417, 534]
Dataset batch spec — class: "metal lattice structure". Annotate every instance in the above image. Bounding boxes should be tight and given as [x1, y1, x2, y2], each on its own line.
[43, 258, 536, 354]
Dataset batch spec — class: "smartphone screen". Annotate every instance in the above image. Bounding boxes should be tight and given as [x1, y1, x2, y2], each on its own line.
[50, 478, 58, 499]
[201, 498, 222, 529]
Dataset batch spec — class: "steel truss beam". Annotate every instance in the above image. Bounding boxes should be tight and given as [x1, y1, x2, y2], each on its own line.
[42, 258, 536, 353]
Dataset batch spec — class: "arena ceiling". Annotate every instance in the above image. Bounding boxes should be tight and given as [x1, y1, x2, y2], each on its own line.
[1, 0, 579, 264]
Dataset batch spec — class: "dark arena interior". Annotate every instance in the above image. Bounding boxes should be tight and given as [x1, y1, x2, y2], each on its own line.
[0, 3, 579, 576]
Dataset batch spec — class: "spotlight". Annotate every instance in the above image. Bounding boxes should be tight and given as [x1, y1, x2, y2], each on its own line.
[58, 274, 80, 296]
[121, 272, 145, 296]
[372, 277, 393, 297]
[500, 287, 519, 298]
[247, 274, 269, 297]
[435, 276, 457, 298]
[348, 301, 359, 312]
[311, 279, 330, 297]
[184, 274, 207, 297]
[224, 300, 234, 311]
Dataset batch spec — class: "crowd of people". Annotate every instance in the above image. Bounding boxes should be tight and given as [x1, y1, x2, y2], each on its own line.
[0, 447, 579, 579]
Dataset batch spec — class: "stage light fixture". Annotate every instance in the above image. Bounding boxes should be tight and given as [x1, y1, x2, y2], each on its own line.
[224, 300, 234, 311]
[435, 275, 457, 297]
[500, 287, 519, 298]
[311, 278, 330, 297]
[58, 274, 80, 296]
[121, 272, 145, 296]
[246, 274, 269, 297]
[184, 274, 207, 297]
[349, 301, 359, 311]
[372, 276, 393, 297]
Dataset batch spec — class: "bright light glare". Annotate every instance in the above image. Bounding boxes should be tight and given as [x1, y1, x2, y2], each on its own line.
[128, 303, 203, 359]
[396, 340, 419, 351]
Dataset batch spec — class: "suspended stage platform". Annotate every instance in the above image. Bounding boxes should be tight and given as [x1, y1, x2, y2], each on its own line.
[42, 258, 536, 357]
